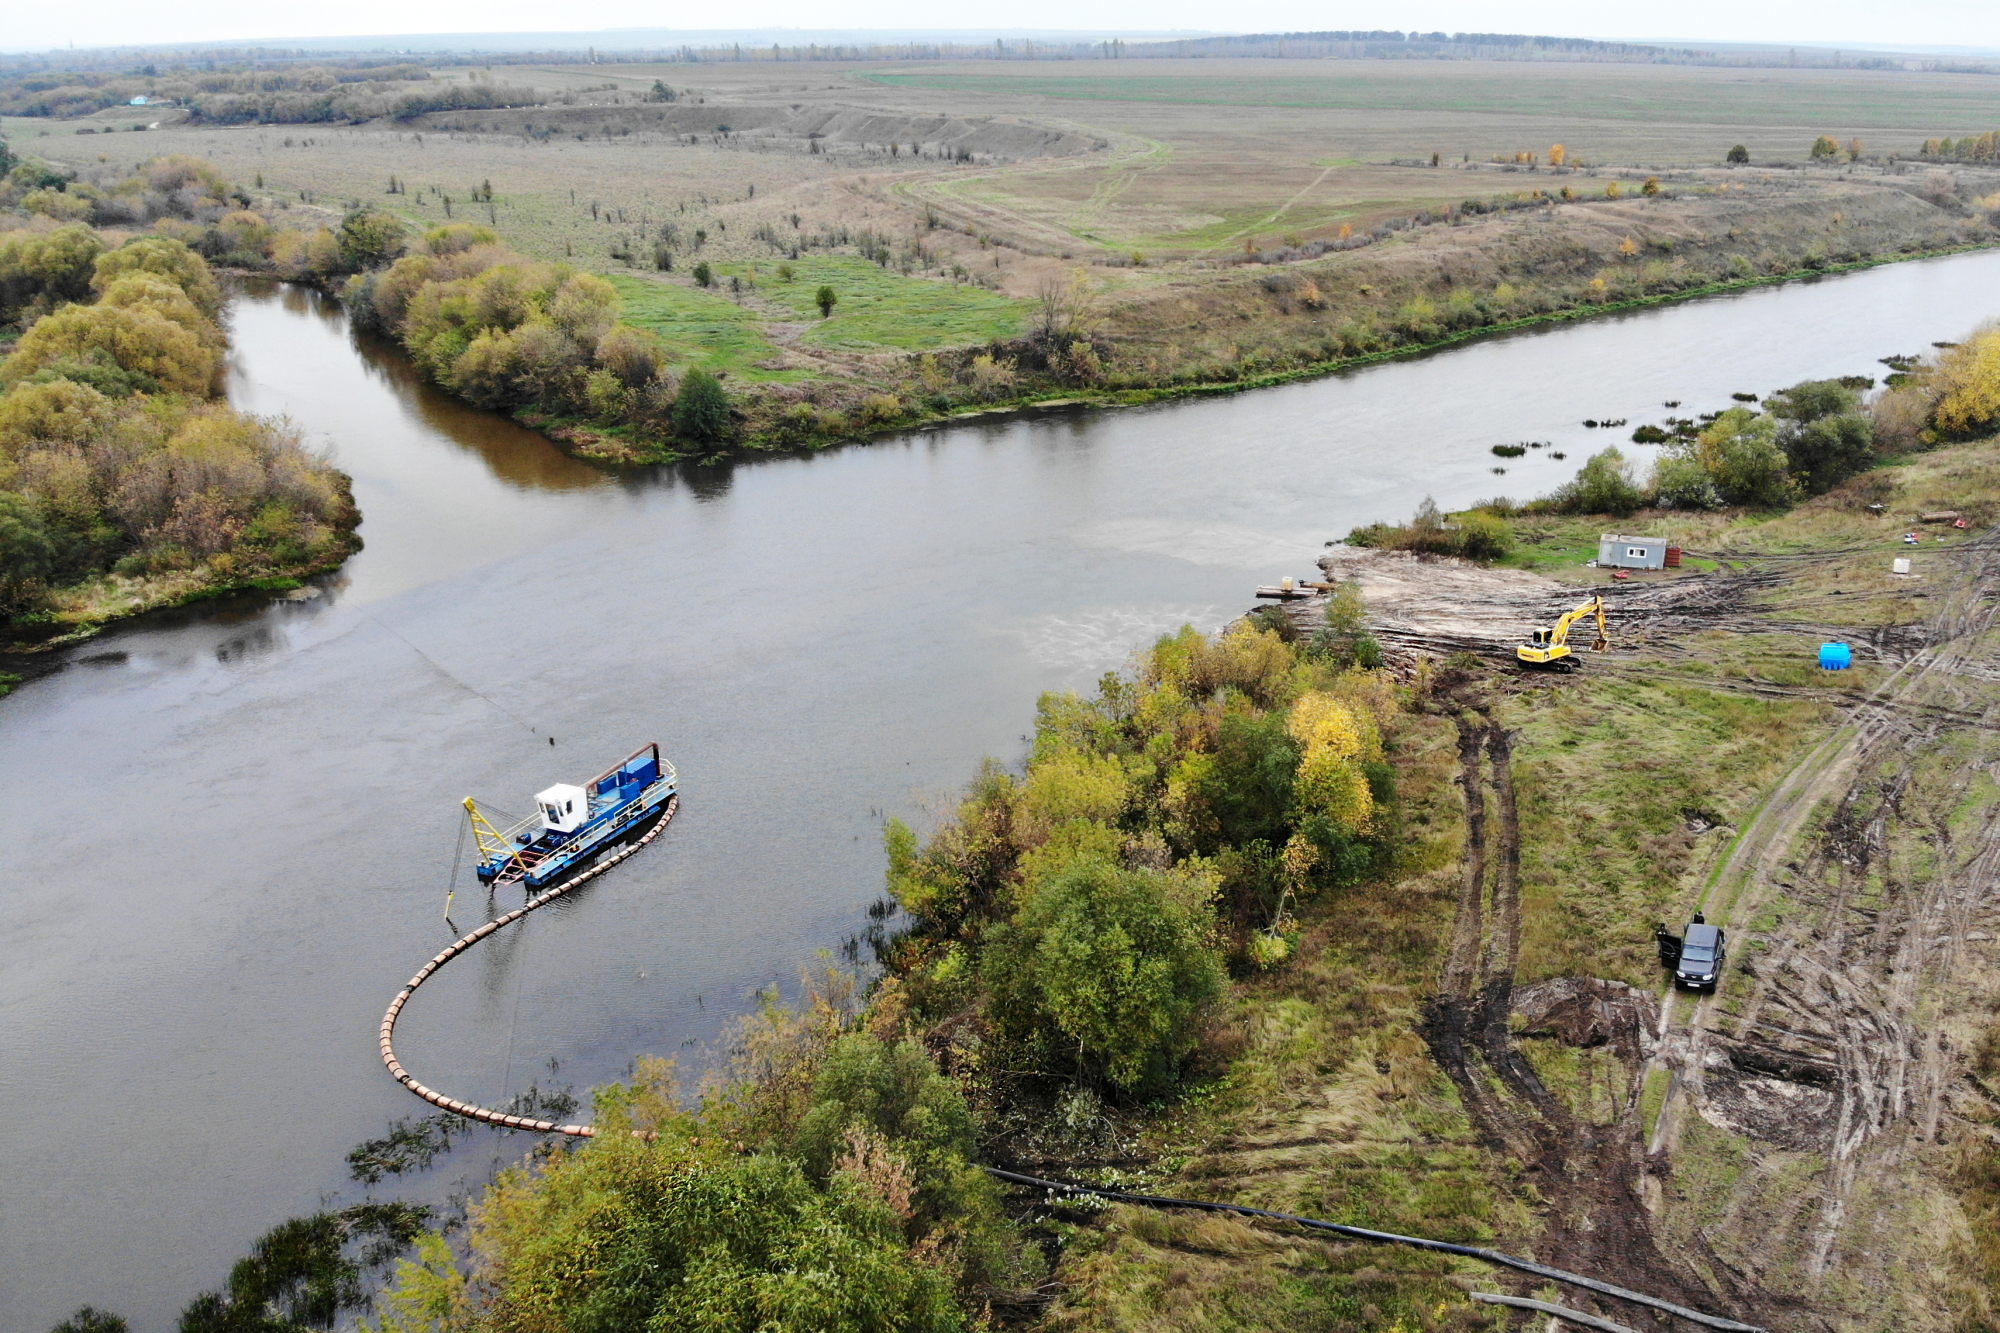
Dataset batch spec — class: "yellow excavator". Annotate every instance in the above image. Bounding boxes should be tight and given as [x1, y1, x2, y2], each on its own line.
[1517, 595, 1608, 670]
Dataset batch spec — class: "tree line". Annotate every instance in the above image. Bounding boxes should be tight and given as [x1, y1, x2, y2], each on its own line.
[0, 62, 538, 124]
[0, 223, 358, 617]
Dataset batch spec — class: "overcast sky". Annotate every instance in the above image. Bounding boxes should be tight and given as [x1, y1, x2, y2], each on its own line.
[9, 0, 2000, 55]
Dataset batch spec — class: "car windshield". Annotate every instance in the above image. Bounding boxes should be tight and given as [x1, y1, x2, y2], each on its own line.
[1680, 945, 1715, 963]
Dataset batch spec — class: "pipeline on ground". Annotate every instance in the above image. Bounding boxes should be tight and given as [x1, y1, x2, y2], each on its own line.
[376, 795, 1757, 1333]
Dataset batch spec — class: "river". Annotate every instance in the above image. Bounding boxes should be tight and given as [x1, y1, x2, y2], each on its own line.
[6, 255, 2000, 1329]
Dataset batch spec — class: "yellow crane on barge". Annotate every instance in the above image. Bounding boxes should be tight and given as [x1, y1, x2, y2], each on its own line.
[1517, 595, 1608, 670]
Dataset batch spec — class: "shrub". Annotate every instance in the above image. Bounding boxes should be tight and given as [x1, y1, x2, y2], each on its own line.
[0, 378, 116, 450]
[692, 260, 713, 287]
[1649, 453, 1724, 510]
[419, 223, 496, 256]
[0, 224, 103, 320]
[1811, 135, 1840, 160]
[1932, 325, 2000, 438]
[982, 857, 1223, 1092]
[447, 328, 521, 408]
[432, 1122, 964, 1333]
[1454, 510, 1515, 560]
[1727, 144, 1750, 164]
[336, 208, 406, 272]
[1695, 408, 1796, 507]
[91, 236, 220, 318]
[1549, 446, 1643, 516]
[1, 302, 217, 395]
[1871, 383, 1936, 452]
[584, 368, 630, 423]
[594, 324, 666, 387]
[671, 368, 732, 442]
[1344, 496, 1511, 561]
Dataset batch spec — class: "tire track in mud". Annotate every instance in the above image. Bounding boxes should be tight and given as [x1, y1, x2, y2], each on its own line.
[1644, 527, 2000, 1316]
[1423, 712, 1742, 1328]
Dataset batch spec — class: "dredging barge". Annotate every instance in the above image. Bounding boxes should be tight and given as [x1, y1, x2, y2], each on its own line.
[465, 742, 676, 889]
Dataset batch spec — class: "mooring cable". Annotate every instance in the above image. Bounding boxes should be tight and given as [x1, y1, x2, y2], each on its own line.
[980, 1167, 1762, 1333]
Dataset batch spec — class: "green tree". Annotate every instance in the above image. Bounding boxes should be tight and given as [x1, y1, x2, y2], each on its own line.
[0, 224, 104, 319]
[789, 1033, 1011, 1276]
[816, 284, 838, 318]
[49, 1309, 127, 1333]
[1810, 135, 1840, 160]
[335, 208, 405, 272]
[1649, 453, 1724, 510]
[91, 237, 221, 318]
[983, 858, 1224, 1091]
[692, 260, 713, 287]
[1726, 144, 1750, 164]
[648, 80, 676, 102]
[1767, 378, 1874, 493]
[1783, 413, 1874, 493]
[671, 368, 732, 442]
[1552, 446, 1643, 516]
[438, 1134, 964, 1333]
[1696, 408, 1796, 507]
[0, 491, 60, 608]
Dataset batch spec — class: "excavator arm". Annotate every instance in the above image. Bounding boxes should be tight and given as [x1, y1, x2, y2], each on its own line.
[1517, 595, 1608, 669]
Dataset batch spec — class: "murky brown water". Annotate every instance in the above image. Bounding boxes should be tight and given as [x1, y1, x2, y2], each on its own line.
[7, 255, 2000, 1329]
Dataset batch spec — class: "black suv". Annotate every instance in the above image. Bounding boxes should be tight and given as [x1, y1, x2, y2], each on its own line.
[1668, 921, 1726, 991]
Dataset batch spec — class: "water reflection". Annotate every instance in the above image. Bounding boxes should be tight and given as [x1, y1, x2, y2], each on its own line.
[13, 254, 2000, 1333]
[351, 327, 617, 494]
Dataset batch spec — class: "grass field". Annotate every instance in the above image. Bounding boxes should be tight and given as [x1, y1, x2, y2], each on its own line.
[709, 255, 1029, 349]
[14, 57, 1996, 428]
[606, 275, 802, 380]
[863, 61, 2000, 131]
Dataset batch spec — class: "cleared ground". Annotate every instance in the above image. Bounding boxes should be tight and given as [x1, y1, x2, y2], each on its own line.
[1126, 446, 2000, 1331]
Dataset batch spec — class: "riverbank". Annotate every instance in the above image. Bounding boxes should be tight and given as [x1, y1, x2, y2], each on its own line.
[17, 109, 1999, 469]
[468, 237, 1997, 467]
[15, 228, 2000, 1333]
[0, 226, 368, 656]
[887, 434, 2000, 1330]
[355, 429, 2000, 1333]
[3, 479, 361, 654]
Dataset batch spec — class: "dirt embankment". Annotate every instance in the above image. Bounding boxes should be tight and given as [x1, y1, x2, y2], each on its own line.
[1093, 167, 2000, 374]
[1258, 544, 1930, 673]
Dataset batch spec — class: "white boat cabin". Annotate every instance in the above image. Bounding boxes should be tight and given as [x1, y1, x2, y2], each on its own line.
[536, 783, 589, 834]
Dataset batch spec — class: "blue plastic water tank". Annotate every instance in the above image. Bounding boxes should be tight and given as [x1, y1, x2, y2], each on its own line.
[1819, 642, 1852, 670]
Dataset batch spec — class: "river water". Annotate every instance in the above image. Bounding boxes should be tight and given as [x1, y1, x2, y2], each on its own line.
[5, 256, 2000, 1329]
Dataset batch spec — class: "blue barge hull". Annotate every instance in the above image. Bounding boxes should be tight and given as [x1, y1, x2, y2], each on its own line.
[468, 743, 677, 888]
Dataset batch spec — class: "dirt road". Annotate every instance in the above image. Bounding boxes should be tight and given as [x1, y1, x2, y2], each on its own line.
[1403, 531, 2000, 1329]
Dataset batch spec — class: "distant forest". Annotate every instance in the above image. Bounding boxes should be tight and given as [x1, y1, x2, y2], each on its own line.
[0, 62, 537, 122]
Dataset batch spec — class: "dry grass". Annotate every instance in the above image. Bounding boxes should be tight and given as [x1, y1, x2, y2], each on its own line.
[15, 59, 2000, 443]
